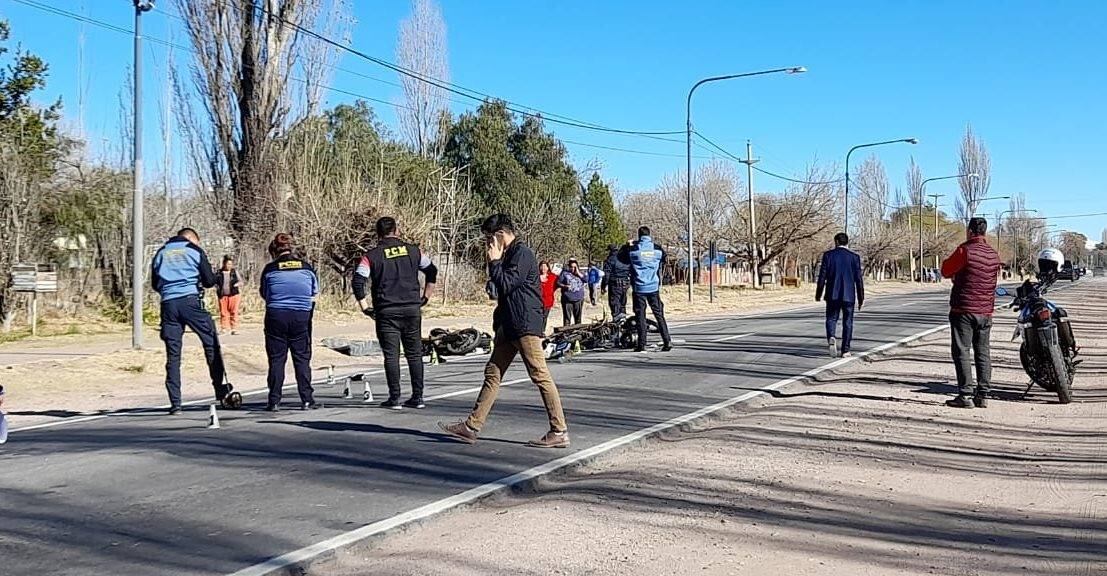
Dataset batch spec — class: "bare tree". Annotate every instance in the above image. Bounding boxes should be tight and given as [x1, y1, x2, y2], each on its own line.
[905, 156, 924, 206]
[955, 125, 991, 220]
[851, 155, 904, 277]
[397, 0, 450, 159]
[175, 0, 348, 248]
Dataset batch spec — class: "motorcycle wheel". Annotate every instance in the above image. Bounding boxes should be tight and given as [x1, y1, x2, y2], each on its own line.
[1048, 342, 1073, 404]
[444, 328, 481, 356]
[1020, 342, 1057, 392]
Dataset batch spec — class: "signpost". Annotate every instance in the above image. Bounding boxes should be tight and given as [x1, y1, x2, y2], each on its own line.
[12, 263, 58, 336]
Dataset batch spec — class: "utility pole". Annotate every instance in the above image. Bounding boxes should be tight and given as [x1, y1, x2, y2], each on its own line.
[928, 193, 943, 269]
[739, 140, 759, 288]
[132, 0, 155, 350]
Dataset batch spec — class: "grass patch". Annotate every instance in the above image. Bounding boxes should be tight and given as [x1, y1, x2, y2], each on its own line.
[119, 364, 145, 373]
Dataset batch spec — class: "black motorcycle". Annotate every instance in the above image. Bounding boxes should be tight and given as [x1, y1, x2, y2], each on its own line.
[996, 277, 1079, 403]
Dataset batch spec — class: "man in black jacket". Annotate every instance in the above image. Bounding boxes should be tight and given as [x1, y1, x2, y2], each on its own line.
[601, 243, 632, 317]
[439, 214, 569, 448]
[353, 217, 437, 410]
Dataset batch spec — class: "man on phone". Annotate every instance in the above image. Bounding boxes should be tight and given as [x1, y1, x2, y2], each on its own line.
[353, 217, 437, 410]
[439, 214, 569, 448]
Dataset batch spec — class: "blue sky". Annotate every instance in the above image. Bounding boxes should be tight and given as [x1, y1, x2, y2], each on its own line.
[3, 0, 1105, 242]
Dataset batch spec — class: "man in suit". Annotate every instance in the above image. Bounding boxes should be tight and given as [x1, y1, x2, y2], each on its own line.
[816, 232, 865, 358]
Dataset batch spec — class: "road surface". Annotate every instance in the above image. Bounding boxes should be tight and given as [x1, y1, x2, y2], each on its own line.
[0, 287, 954, 575]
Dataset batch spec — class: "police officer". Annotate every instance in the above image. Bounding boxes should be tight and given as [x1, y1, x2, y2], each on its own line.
[620, 226, 673, 353]
[353, 217, 438, 410]
[601, 243, 632, 318]
[151, 227, 231, 415]
[260, 233, 321, 411]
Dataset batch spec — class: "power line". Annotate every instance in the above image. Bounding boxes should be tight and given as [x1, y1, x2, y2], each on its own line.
[693, 130, 844, 185]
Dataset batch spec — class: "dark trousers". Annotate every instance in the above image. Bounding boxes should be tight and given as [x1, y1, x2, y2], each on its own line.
[825, 300, 856, 353]
[160, 295, 227, 408]
[562, 299, 583, 326]
[607, 282, 629, 318]
[633, 291, 672, 350]
[374, 305, 425, 401]
[588, 283, 597, 306]
[950, 313, 993, 397]
[542, 307, 552, 334]
[264, 308, 315, 406]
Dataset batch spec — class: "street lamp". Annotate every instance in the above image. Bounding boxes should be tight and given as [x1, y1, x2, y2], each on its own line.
[916, 173, 977, 283]
[844, 138, 918, 232]
[132, 0, 156, 349]
[969, 195, 1011, 217]
[685, 66, 806, 301]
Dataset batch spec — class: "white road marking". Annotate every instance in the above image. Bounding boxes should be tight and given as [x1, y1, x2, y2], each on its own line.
[424, 378, 530, 401]
[710, 332, 755, 343]
[227, 320, 954, 576]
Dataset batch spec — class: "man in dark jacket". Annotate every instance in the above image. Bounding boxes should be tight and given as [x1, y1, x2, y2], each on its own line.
[601, 243, 632, 317]
[816, 232, 865, 358]
[353, 217, 437, 410]
[439, 214, 569, 448]
[620, 227, 672, 352]
[941, 217, 1001, 409]
[150, 227, 230, 414]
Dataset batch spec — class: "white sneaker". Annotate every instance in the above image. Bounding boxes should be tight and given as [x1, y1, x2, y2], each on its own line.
[828, 337, 839, 358]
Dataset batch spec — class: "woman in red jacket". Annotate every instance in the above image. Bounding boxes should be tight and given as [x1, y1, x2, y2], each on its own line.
[538, 261, 557, 332]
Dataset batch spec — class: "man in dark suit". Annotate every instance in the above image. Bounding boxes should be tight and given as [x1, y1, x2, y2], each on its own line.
[816, 232, 865, 358]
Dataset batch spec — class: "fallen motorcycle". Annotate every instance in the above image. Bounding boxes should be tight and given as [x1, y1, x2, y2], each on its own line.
[543, 313, 659, 361]
[422, 327, 492, 360]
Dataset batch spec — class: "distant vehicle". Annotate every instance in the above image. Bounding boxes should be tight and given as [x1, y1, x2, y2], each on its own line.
[1058, 261, 1076, 281]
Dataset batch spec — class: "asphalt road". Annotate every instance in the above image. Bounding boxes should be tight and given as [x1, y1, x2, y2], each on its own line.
[0, 288, 956, 575]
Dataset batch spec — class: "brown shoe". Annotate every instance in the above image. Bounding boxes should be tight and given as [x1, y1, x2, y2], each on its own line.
[438, 420, 478, 444]
[527, 430, 570, 449]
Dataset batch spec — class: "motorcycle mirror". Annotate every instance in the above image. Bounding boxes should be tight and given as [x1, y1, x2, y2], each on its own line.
[994, 287, 1009, 297]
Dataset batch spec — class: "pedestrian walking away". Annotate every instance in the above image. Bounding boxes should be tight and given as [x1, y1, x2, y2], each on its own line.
[439, 213, 569, 448]
[941, 217, 1001, 409]
[601, 243, 632, 318]
[620, 226, 672, 352]
[353, 216, 438, 410]
[816, 232, 865, 358]
[587, 261, 603, 306]
[215, 255, 242, 334]
[150, 227, 231, 414]
[538, 261, 557, 332]
[559, 258, 587, 326]
[260, 233, 321, 411]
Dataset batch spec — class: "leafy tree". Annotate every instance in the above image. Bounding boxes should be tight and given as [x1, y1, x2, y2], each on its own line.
[579, 172, 624, 262]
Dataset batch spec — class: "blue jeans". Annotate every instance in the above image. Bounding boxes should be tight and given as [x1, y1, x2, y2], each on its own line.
[825, 300, 855, 353]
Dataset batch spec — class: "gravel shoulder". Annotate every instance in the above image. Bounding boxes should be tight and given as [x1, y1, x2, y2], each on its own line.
[319, 278, 1107, 576]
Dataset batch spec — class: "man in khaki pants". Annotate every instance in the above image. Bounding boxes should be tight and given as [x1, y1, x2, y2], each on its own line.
[439, 214, 569, 448]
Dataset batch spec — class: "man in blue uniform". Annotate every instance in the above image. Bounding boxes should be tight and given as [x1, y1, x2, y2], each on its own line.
[150, 227, 230, 414]
[260, 233, 320, 411]
[620, 226, 672, 352]
[353, 217, 438, 410]
[601, 243, 632, 318]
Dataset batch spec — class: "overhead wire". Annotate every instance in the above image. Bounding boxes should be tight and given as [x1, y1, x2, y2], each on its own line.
[693, 130, 844, 185]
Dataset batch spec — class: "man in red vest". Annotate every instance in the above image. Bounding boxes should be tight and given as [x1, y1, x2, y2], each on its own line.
[941, 217, 1001, 409]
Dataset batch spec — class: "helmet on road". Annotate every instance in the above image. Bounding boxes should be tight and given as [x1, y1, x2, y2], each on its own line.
[1037, 248, 1064, 276]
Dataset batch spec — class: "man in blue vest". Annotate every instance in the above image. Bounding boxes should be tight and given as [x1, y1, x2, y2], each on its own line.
[816, 232, 865, 358]
[150, 227, 231, 414]
[620, 226, 673, 352]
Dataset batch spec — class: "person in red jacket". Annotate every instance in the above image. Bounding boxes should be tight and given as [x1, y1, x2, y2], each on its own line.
[538, 261, 557, 331]
[941, 217, 1001, 409]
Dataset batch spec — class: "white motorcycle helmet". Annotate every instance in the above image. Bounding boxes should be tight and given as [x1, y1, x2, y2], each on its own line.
[1037, 248, 1064, 276]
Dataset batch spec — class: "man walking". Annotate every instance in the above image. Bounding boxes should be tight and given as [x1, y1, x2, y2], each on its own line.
[439, 214, 569, 448]
[353, 217, 438, 410]
[601, 243, 632, 318]
[941, 217, 1001, 408]
[816, 232, 865, 358]
[621, 226, 672, 352]
[150, 227, 232, 415]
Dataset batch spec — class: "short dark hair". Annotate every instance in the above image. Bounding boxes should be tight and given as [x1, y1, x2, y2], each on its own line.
[638, 226, 651, 238]
[481, 213, 515, 235]
[834, 232, 849, 246]
[222, 255, 234, 264]
[177, 227, 198, 239]
[268, 232, 295, 257]
[375, 216, 397, 238]
[968, 217, 988, 236]
[607, 243, 619, 252]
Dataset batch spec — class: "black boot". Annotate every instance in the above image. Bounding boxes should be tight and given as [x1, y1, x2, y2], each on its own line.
[945, 395, 974, 409]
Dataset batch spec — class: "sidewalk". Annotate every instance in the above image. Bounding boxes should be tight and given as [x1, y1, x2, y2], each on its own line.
[319, 279, 1107, 576]
[0, 281, 946, 429]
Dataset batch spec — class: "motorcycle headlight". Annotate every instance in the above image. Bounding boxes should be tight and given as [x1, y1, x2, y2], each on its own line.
[1036, 307, 1052, 321]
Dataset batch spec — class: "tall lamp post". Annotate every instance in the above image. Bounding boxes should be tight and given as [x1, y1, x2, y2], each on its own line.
[844, 138, 917, 232]
[685, 66, 806, 302]
[132, 0, 155, 349]
[916, 173, 977, 282]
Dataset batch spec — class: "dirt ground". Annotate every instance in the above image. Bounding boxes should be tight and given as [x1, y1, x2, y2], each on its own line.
[320, 279, 1107, 576]
[0, 281, 942, 428]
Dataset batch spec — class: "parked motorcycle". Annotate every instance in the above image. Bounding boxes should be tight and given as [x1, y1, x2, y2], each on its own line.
[996, 275, 1079, 404]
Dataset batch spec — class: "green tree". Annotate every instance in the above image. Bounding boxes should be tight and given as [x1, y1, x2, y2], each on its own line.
[579, 172, 624, 262]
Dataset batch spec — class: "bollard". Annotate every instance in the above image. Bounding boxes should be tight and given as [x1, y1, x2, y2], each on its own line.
[572, 340, 582, 354]
[326, 365, 335, 387]
[362, 374, 374, 403]
[342, 377, 353, 399]
[207, 404, 220, 429]
[430, 347, 440, 366]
